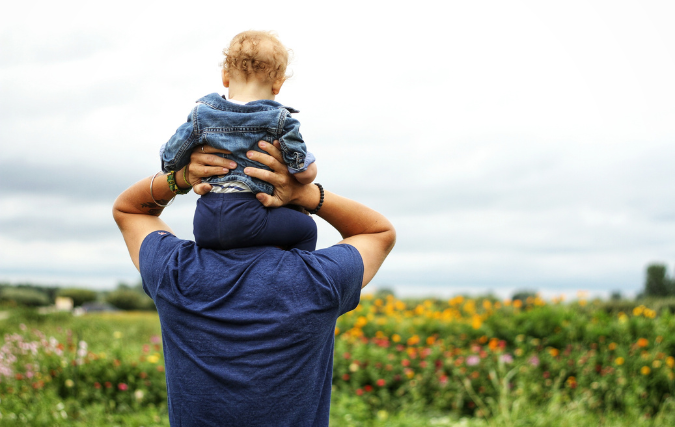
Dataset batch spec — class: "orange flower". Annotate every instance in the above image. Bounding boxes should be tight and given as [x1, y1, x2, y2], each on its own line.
[615, 357, 625, 366]
[641, 366, 651, 375]
[608, 343, 617, 351]
[637, 338, 649, 348]
[548, 348, 559, 357]
[666, 357, 675, 368]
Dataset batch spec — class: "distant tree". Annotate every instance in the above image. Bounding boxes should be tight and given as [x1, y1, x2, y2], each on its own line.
[106, 289, 155, 311]
[58, 288, 98, 307]
[610, 291, 622, 301]
[374, 287, 395, 299]
[0, 287, 51, 307]
[644, 264, 670, 297]
[512, 290, 537, 302]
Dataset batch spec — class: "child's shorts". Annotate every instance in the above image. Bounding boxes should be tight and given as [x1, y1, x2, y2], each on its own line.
[193, 192, 317, 251]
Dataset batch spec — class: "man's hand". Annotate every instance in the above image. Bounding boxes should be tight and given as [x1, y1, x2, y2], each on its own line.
[244, 140, 315, 208]
[186, 145, 237, 195]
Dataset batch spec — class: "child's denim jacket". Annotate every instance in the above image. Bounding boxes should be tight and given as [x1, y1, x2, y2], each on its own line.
[160, 93, 314, 195]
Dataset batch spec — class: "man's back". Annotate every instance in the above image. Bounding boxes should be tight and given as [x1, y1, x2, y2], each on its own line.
[140, 231, 363, 427]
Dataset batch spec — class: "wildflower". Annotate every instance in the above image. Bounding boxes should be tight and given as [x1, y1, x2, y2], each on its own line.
[342, 374, 350, 381]
[147, 355, 160, 364]
[334, 327, 339, 336]
[104, 382, 112, 388]
[641, 366, 651, 375]
[118, 383, 128, 391]
[94, 382, 101, 389]
[528, 356, 540, 367]
[376, 379, 386, 387]
[355, 388, 363, 396]
[653, 360, 662, 368]
[364, 385, 373, 392]
[134, 390, 144, 402]
[349, 363, 359, 372]
[65, 379, 74, 388]
[392, 334, 401, 343]
[637, 338, 649, 348]
[608, 343, 617, 351]
[500, 354, 514, 364]
[150, 335, 161, 344]
[615, 357, 625, 365]
[666, 357, 675, 368]
[548, 348, 559, 357]
[343, 352, 351, 359]
[113, 331, 123, 339]
[466, 355, 480, 366]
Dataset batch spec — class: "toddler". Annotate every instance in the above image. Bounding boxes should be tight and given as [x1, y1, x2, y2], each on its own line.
[160, 30, 318, 251]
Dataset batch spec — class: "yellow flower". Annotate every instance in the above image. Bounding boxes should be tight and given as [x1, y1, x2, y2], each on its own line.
[653, 360, 662, 368]
[113, 331, 123, 339]
[608, 343, 617, 351]
[65, 379, 74, 388]
[392, 334, 401, 343]
[633, 306, 644, 316]
[407, 335, 420, 346]
[147, 355, 160, 364]
[641, 366, 651, 375]
[667, 357, 675, 368]
[334, 327, 340, 336]
[615, 357, 625, 366]
[512, 300, 523, 308]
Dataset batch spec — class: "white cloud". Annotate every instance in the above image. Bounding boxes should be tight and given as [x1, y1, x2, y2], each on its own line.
[1, 0, 674, 295]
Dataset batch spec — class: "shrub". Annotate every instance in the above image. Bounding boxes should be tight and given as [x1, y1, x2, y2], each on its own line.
[0, 287, 51, 307]
[58, 288, 99, 307]
[106, 290, 155, 311]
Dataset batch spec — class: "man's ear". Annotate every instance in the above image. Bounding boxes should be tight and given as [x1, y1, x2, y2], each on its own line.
[222, 69, 230, 88]
[272, 78, 285, 95]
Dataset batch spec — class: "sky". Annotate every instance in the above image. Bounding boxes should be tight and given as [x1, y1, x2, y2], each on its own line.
[1, 0, 674, 299]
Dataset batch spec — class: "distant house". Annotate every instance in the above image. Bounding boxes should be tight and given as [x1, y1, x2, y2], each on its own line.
[55, 297, 74, 311]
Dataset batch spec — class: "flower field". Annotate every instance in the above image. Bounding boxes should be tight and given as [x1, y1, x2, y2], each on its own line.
[1, 294, 675, 426]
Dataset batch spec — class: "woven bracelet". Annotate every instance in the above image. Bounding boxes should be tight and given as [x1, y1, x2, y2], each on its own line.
[307, 183, 324, 215]
[167, 170, 191, 195]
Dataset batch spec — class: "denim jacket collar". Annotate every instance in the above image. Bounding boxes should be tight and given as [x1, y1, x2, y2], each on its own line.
[197, 93, 300, 114]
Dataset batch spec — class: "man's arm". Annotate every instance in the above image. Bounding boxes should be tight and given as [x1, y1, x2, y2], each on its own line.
[112, 147, 236, 270]
[245, 141, 396, 288]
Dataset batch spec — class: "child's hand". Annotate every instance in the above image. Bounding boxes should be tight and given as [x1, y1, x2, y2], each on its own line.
[187, 145, 236, 195]
[293, 162, 317, 185]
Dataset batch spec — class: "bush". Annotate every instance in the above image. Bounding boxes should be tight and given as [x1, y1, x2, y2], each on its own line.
[58, 288, 99, 307]
[106, 290, 155, 311]
[0, 287, 51, 307]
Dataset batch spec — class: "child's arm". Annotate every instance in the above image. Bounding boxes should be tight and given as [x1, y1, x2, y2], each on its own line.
[279, 114, 316, 180]
[161, 107, 199, 173]
[293, 161, 317, 184]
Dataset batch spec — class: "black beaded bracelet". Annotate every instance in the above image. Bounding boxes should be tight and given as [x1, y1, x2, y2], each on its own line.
[308, 183, 324, 215]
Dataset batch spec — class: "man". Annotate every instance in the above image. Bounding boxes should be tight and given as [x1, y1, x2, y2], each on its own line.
[113, 141, 395, 426]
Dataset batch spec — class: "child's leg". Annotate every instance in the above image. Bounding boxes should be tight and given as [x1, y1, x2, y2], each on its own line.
[193, 192, 317, 251]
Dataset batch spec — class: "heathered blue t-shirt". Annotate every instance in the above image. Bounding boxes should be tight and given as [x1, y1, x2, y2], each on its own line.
[139, 231, 363, 427]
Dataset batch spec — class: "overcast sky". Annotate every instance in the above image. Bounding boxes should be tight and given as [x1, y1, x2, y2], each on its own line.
[1, 0, 674, 298]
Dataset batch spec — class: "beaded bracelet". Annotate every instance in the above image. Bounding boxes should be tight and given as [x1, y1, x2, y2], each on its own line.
[307, 183, 324, 215]
[167, 170, 191, 195]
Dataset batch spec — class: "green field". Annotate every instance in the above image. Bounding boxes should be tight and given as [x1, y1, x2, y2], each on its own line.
[1, 294, 674, 426]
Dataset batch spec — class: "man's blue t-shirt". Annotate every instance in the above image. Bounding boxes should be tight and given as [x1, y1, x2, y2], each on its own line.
[139, 231, 363, 427]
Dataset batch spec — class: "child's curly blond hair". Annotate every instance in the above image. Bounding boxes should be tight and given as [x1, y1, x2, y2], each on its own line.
[222, 30, 290, 84]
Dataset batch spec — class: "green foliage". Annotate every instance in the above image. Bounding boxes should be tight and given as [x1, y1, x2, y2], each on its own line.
[57, 288, 99, 307]
[0, 287, 51, 307]
[645, 264, 671, 297]
[511, 290, 537, 302]
[106, 290, 155, 311]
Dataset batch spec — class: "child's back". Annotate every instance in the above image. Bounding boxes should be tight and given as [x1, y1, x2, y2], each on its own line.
[160, 31, 318, 251]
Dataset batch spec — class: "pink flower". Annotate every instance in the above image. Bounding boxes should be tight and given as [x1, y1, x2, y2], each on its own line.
[466, 355, 480, 366]
[500, 354, 513, 364]
[118, 383, 128, 391]
[529, 356, 540, 367]
[376, 379, 386, 387]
